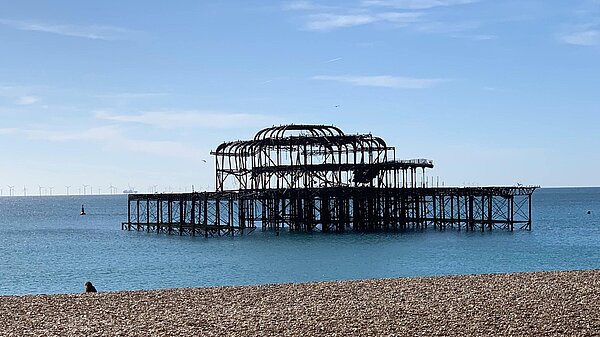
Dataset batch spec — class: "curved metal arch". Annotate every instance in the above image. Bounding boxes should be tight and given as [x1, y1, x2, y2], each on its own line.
[212, 123, 433, 191]
[253, 124, 345, 141]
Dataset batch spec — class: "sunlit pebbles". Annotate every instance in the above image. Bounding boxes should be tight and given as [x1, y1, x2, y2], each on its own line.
[1, 270, 598, 336]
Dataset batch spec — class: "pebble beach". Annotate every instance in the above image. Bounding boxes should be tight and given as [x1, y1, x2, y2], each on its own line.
[1, 269, 599, 336]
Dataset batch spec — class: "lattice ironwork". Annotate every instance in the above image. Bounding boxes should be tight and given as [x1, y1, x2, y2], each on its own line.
[211, 124, 433, 191]
[122, 124, 538, 236]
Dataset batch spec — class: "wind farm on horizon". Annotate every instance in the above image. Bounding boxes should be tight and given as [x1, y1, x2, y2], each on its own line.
[0, 174, 457, 197]
[0, 184, 213, 197]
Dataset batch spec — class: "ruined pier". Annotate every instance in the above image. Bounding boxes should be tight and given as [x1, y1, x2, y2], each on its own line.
[122, 124, 537, 236]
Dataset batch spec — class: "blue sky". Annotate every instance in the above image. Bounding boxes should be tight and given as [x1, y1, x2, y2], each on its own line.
[1, 0, 599, 195]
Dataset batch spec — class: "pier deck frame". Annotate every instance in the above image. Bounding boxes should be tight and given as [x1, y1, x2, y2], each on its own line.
[122, 124, 537, 236]
[122, 186, 536, 235]
[122, 191, 250, 237]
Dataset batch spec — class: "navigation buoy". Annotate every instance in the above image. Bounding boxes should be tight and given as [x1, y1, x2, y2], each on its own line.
[80, 204, 86, 216]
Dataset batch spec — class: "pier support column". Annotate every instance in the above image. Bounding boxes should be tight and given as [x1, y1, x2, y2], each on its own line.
[487, 195, 493, 231]
[509, 196, 514, 231]
[203, 196, 208, 238]
[432, 191, 441, 229]
[191, 198, 196, 236]
[468, 195, 474, 231]
[136, 200, 140, 231]
[527, 194, 532, 231]
[127, 198, 131, 231]
[179, 198, 185, 236]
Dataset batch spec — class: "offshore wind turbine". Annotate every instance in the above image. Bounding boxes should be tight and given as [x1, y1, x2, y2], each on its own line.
[7, 185, 15, 196]
[65, 185, 71, 196]
[23, 186, 27, 196]
[48, 186, 54, 196]
[123, 184, 137, 194]
[83, 184, 89, 195]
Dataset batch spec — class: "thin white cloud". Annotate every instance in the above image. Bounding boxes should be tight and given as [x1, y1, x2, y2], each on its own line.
[560, 30, 600, 46]
[0, 128, 19, 135]
[283, 1, 336, 11]
[305, 11, 422, 31]
[16, 95, 39, 105]
[378, 11, 425, 24]
[450, 33, 496, 41]
[0, 19, 137, 40]
[95, 111, 278, 129]
[52, 126, 119, 141]
[559, 1, 600, 47]
[0, 85, 22, 92]
[94, 92, 170, 99]
[312, 75, 446, 89]
[0, 125, 120, 141]
[0, 125, 203, 161]
[306, 13, 376, 30]
[410, 19, 480, 34]
[0, 84, 43, 98]
[285, 1, 484, 35]
[361, 0, 477, 9]
[112, 138, 204, 161]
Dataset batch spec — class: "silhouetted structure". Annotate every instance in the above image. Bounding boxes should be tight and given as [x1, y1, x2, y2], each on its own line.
[122, 124, 537, 236]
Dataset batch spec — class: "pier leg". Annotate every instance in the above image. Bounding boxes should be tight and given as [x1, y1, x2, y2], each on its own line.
[229, 197, 234, 236]
[127, 198, 131, 231]
[480, 196, 485, 232]
[180, 198, 185, 236]
[527, 194, 532, 230]
[510, 196, 514, 231]
[487, 195, 493, 231]
[136, 200, 140, 231]
[468, 195, 474, 231]
[204, 197, 208, 238]
[191, 198, 196, 236]
[432, 194, 437, 230]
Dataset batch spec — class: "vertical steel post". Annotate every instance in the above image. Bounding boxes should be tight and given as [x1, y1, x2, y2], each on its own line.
[136, 200, 140, 231]
[127, 197, 131, 231]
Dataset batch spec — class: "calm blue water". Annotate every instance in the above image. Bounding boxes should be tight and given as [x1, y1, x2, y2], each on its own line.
[1, 188, 599, 296]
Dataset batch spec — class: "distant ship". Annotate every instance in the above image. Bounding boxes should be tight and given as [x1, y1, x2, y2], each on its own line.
[123, 189, 138, 194]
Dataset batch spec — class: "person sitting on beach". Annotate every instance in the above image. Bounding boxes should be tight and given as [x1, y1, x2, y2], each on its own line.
[84, 281, 97, 293]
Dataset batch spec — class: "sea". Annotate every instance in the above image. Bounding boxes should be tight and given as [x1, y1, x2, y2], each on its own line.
[1, 187, 598, 296]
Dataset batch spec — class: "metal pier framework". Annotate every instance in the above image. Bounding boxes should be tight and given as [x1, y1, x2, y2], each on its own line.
[122, 125, 537, 236]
